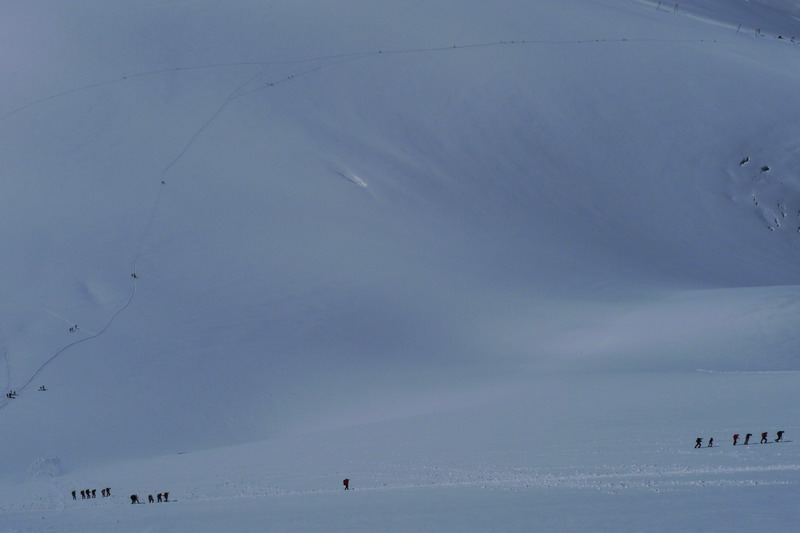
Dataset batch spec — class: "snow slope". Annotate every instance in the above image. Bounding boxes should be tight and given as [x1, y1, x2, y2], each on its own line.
[2, 371, 799, 532]
[1, 0, 800, 530]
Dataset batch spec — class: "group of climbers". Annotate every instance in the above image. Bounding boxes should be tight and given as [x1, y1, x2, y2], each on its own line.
[697, 430, 785, 448]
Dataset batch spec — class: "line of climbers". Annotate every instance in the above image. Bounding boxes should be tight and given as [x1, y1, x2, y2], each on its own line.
[72, 488, 111, 499]
[119, 477, 350, 506]
[130, 492, 169, 504]
[695, 430, 785, 448]
[73, 477, 353, 507]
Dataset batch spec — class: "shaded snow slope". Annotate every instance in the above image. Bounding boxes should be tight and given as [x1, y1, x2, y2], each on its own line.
[1, 0, 800, 482]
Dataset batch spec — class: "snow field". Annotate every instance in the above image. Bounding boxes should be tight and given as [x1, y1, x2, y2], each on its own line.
[2, 0, 800, 530]
[3, 371, 799, 531]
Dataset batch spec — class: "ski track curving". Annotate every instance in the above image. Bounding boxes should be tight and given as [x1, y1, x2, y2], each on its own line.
[2, 37, 729, 122]
[0, 69, 264, 410]
[0, 279, 137, 407]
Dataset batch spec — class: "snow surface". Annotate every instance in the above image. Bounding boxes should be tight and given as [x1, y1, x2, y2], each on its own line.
[1, 0, 800, 531]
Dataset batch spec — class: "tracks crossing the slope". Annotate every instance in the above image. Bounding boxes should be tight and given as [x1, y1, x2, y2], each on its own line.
[0, 36, 723, 126]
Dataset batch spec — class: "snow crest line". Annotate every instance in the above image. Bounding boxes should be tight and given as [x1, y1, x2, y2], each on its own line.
[637, 0, 800, 41]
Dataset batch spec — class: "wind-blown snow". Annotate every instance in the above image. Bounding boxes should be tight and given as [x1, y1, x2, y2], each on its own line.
[1, 0, 799, 530]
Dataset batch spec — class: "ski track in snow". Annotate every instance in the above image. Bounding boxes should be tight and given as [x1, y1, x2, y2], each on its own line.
[1, 36, 725, 123]
[0, 24, 787, 410]
[0, 280, 137, 411]
[0, 66, 266, 408]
